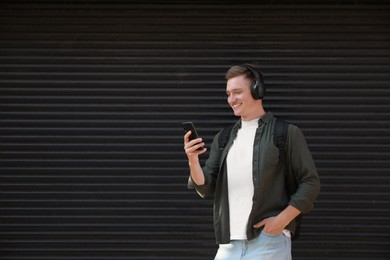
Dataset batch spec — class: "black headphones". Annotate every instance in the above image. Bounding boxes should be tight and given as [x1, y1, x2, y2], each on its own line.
[242, 64, 266, 100]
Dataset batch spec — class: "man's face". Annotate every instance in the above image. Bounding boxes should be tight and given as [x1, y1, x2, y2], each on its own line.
[226, 74, 260, 120]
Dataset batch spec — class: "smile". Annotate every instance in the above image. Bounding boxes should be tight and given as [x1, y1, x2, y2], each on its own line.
[232, 103, 242, 109]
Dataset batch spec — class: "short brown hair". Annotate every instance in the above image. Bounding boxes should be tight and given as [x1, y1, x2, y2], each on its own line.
[225, 63, 261, 81]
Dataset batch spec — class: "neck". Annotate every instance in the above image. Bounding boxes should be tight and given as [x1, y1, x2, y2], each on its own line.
[241, 107, 266, 122]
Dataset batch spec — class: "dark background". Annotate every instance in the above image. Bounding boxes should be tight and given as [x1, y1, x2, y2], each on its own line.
[1, 1, 389, 259]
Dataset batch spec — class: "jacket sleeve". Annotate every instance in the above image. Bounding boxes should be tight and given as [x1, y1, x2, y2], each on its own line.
[287, 125, 321, 213]
[187, 132, 222, 198]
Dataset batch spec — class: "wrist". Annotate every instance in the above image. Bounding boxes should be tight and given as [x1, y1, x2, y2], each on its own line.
[277, 205, 301, 227]
[188, 157, 200, 165]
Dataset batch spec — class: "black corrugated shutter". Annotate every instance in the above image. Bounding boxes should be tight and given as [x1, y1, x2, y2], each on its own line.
[1, 2, 389, 259]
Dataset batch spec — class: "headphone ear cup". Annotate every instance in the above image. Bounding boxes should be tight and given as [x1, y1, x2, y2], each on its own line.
[258, 80, 265, 99]
[244, 64, 266, 100]
[251, 81, 260, 100]
[251, 80, 265, 100]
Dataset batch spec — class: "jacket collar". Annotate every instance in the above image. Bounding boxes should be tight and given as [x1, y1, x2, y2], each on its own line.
[258, 111, 273, 125]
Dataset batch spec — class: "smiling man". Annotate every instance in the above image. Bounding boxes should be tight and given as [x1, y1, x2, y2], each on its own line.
[183, 64, 320, 259]
[226, 72, 265, 121]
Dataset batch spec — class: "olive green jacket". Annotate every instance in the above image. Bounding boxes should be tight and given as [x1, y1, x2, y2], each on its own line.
[188, 112, 320, 244]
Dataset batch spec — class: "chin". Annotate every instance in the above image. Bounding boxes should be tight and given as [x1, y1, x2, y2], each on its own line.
[231, 108, 240, 115]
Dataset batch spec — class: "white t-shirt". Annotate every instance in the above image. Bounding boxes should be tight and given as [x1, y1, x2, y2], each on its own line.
[226, 118, 259, 240]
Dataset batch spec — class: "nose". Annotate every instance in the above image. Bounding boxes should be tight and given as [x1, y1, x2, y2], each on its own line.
[228, 94, 235, 104]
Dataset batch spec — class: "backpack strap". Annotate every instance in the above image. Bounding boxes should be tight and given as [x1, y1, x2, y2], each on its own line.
[218, 124, 234, 151]
[274, 118, 289, 182]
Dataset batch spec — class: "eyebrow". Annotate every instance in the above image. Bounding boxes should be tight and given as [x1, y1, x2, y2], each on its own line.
[226, 87, 243, 93]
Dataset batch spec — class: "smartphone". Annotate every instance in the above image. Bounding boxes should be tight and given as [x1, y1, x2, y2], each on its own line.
[182, 121, 204, 150]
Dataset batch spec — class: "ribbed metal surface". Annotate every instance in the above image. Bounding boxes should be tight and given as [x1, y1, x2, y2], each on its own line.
[0, 2, 389, 259]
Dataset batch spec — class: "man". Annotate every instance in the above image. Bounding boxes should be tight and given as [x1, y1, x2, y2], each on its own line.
[183, 64, 320, 259]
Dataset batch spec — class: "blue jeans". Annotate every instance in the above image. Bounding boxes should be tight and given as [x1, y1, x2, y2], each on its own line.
[214, 232, 292, 260]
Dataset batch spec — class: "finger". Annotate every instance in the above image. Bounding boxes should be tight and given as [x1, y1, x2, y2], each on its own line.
[185, 138, 202, 150]
[184, 131, 192, 143]
[195, 142, 205, 150]
[186, 142, 205, 153]
[198, 147, 207, 154]
[189, 138, 202, 147]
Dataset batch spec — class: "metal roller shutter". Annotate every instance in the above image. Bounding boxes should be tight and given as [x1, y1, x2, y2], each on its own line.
[0, 2, 389, 259]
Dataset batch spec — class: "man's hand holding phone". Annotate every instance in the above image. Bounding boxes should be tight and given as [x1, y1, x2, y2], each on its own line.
[182, 122, 207, 186]
[182, 122, 207, 159]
